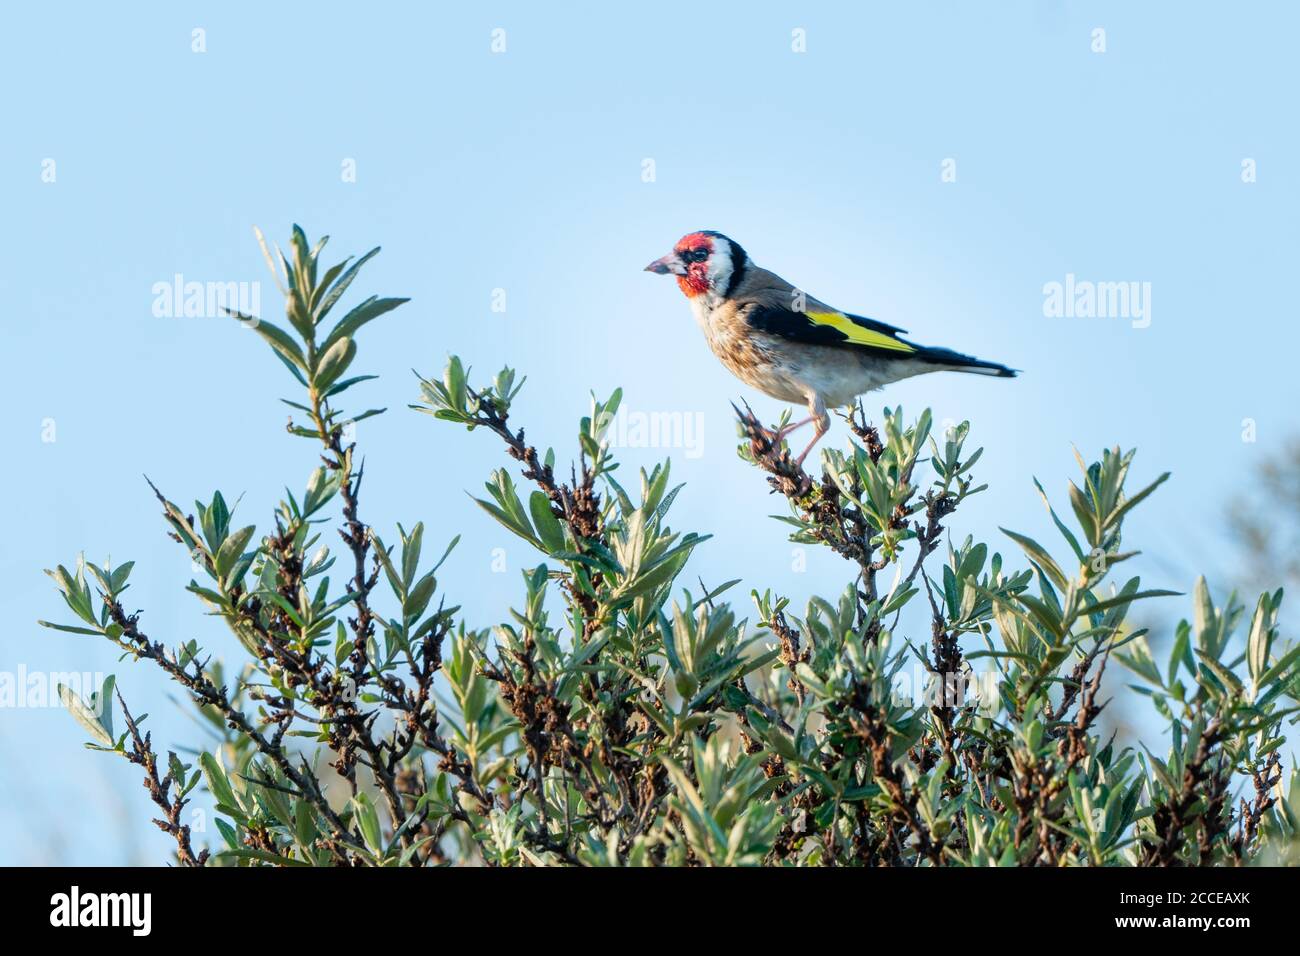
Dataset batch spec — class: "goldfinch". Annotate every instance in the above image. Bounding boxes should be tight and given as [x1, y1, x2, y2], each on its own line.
[645, 231, 1016, 465]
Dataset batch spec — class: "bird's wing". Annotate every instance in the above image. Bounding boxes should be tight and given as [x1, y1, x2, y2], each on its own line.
[731, 268, 916, 354]
[843, 311, 909, 337]
[744, 302, 917, 354]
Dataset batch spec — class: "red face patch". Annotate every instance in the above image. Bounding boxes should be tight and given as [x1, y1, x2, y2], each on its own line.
[674, 232, 714, 298]
[674, 232, 714, 256]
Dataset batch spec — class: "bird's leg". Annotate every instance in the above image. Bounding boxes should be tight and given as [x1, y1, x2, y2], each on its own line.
[793, 423, 828, 468]
[773, 415, 815, 443]
[793, 398, 831, 470]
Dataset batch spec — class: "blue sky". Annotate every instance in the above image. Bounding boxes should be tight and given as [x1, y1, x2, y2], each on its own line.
[1, 2, 1296, 863]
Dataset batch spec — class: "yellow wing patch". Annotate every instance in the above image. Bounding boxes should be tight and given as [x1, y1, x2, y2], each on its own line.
[806, 312, 916, 353]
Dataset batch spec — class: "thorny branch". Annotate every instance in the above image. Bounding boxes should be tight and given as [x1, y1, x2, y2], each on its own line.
[116, 691, 209, 867]
[101, 598, 365, 857]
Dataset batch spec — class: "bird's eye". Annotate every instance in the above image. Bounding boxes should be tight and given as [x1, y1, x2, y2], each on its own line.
[689, 249, 709, 262]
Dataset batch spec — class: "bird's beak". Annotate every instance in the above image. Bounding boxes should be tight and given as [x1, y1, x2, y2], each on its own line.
[644, 252, 686, 276]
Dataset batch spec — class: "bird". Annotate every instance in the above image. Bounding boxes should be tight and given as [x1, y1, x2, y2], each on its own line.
[645, 230, 1016, 467]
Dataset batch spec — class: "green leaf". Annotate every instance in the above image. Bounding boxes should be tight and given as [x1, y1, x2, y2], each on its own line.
[253, 225, 289, 295]
[1192, 576, 1219, 656]
[218, 847, 310, 867]
[312, 335, 356, 392]
[1000, 527, 1068, 592]
[38, 621, 102, 636]
[1078, 588, 1179, 619]
[314, 247, 379, 321]
[1167, 622, 1193, 685]
[200, 751, 240, 811]
[95, 675, 116, 741]
[1067, 481, 1099, 547]
[1247, 593, 1273, 691]
[109, 561, 135, 593]
[228, 313, 308, 371]
[352, 793, 383, 853]
[1257, 644, 1300, 689]
[274, 350, 309, 386]
[1105, 472, 1170, 531]
[529, 491, 565, 553]
[58, 684, 113, 747]
[401, 523, 425, 589]
[216, 525, 256, 580]
[1033, 477, 1085, 562]
[293, 801, 319, 864]
[371, 532, 404, 598]
[321, 296, 408, 353]
[325, 374, 378, 398]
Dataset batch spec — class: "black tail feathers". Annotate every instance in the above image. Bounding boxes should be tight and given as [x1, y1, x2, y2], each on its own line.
[917, 346, 1017, 378]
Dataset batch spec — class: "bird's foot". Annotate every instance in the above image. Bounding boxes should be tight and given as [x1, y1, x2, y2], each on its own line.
[732, 402, 815, 459]
[773, 415, 815, 446]
[733, 401, 815, 496]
